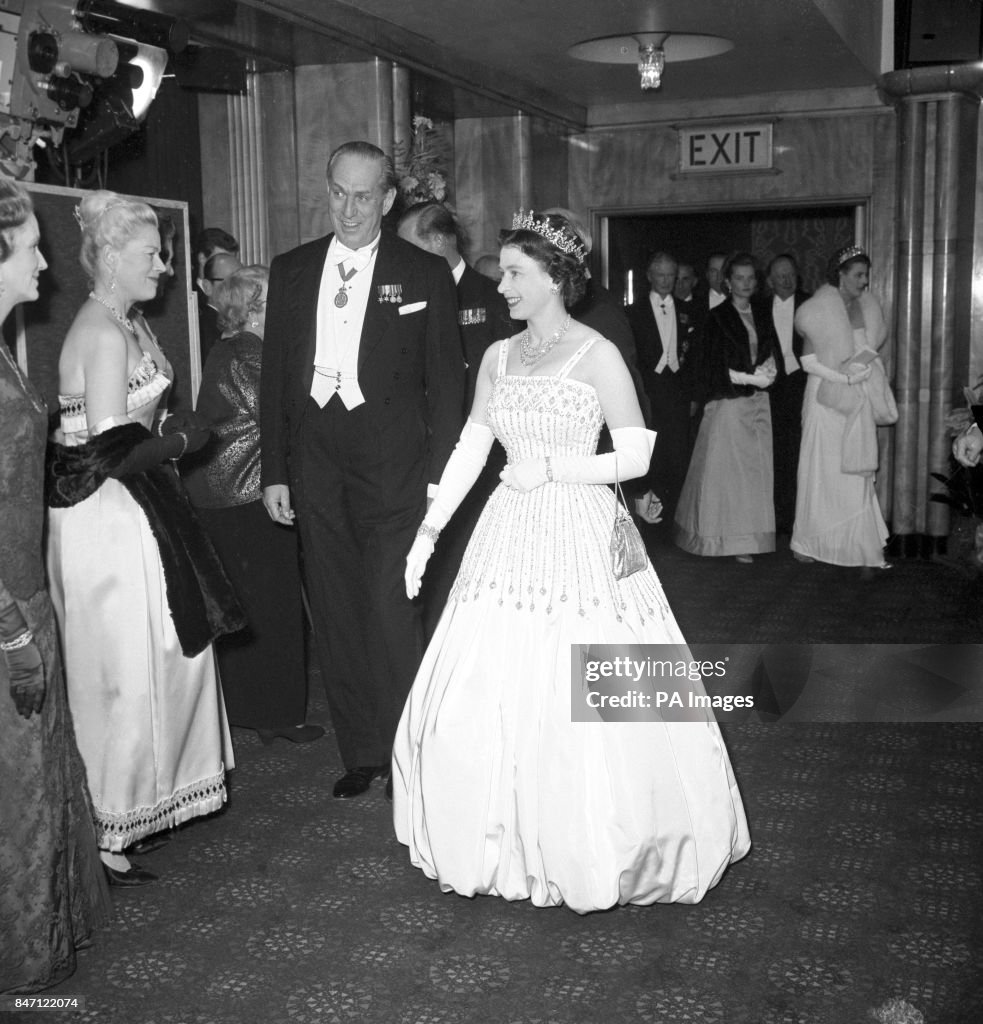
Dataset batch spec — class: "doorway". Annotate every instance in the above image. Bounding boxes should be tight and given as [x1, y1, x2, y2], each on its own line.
[600, 204, 860, 305]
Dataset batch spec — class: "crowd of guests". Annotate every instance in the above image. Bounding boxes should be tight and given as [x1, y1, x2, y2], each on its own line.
[4, 141, 908, 991]
[626, 246, 895, 570]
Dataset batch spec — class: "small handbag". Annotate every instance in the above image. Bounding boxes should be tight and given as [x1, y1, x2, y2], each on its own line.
[610, 456, 647, 580]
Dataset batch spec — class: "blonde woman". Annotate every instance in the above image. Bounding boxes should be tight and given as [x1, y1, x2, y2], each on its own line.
[47, 191, 242, 885]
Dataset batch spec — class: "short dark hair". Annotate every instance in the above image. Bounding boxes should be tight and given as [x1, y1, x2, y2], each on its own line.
[194, 227, 238, 263]
[0, 179, 34, 263]
[203, 251, 241, 283]
[400, 201, 465, 251]
[498, 215, 587, 308]
[326, 141, 397, 193]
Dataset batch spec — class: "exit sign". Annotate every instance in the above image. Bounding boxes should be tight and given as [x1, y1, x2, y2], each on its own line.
[678, 123, 774, 174]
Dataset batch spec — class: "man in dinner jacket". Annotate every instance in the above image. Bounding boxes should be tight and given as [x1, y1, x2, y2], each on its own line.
[260, 140, 464, 800]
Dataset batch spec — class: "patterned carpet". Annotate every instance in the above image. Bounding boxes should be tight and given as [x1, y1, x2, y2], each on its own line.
[30, 541, 983, 1024]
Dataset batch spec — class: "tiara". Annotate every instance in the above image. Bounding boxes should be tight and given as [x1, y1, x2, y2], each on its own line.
[835, 244, 866, 267]
[511, 209, 587, 264]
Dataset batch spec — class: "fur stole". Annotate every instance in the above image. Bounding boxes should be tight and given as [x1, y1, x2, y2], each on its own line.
[47, 422, 245, 657]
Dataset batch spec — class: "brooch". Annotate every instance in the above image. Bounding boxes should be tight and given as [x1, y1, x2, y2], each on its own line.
[458, 307, 487, 326]
[377, 284, 403, 304]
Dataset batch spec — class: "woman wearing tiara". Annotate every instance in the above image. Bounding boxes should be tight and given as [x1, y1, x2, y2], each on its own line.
[46, 191, 241, 885]
[790, 245, 890, 569]
[392, 211, 750, 914]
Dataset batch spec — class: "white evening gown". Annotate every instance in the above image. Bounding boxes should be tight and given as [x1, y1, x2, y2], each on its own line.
[48, 353, 233, 851]
[393, 338, 750, 913]
[791, 327, 889, 566]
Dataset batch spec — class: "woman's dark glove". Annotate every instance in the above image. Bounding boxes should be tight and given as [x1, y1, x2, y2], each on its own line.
[1, 600, 45, 719]
[160, 409, 213, 437]
[106, 426, 210, 477]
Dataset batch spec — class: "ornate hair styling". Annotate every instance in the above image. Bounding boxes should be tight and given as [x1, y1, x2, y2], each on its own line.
[73, 199, 131, 233]
[511, 210, 587, 265]
[835, 244, 867, 269]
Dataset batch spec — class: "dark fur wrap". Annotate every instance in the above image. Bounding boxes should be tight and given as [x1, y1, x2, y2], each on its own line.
[47, 422, 245, 657]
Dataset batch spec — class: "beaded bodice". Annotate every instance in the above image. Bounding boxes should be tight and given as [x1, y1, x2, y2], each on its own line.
[486, 374, 604, 463]
[450, 337, 670, 628]
[58, 352, 170, 444]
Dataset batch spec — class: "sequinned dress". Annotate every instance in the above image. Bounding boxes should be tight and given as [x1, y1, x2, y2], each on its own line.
[47, 353, 234, 851]
[392, 338, 750, 913]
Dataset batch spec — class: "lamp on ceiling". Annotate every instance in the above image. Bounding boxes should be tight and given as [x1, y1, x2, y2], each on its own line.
[569, 32, 733, 92]
[637, 40, 666, 91]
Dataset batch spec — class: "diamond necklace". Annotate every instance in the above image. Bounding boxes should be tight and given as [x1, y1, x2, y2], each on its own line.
[519, 313, 572, 366]
[90, 291, 136, 335]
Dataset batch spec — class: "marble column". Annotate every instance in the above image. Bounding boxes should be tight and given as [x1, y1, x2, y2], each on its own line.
[880, 66, 983, 538]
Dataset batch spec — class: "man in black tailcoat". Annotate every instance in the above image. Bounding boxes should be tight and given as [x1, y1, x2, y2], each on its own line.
[765, 253, 811, 535]
[260, 141, 464, 799]
[629, 252, 698, 524]
[396, 200, 512, 634]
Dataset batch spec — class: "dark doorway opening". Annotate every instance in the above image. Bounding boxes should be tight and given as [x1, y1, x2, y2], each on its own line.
[604, 205, 857, 305]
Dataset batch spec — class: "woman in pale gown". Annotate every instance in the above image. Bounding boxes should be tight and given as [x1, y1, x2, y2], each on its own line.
[47, 191, 242, 886]
[674, 252, 779, 562]
[790, 245, 890, 568]
[393, 211, 750, 914]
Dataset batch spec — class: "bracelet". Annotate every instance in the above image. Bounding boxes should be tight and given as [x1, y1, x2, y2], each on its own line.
[545, 455, 554, 483]
[416, 523, 440, 544]
[170, 431, 189, 461]
[0, 630, 34, 652]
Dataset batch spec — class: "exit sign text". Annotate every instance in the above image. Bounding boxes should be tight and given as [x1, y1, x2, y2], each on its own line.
[678, 123, 774, 174]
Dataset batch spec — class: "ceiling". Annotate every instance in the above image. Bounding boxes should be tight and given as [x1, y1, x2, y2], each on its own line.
[150, 0, 891, 129]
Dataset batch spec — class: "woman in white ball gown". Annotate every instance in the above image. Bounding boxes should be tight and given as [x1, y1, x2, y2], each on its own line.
[393, 211, 750, 914]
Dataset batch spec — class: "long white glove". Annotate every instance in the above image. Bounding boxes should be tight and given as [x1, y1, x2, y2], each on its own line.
[800, 353, 872, 386]
[405, 420, 495, 598]
[500, 426, 656, 492]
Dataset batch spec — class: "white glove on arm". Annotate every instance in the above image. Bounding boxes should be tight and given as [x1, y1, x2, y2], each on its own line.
[800, 353, 871, 386]
[500, 426, 656, 491]
[405, 420, 495, 598]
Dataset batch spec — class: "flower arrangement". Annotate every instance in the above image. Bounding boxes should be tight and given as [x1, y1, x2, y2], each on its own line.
[868, 998, 924, 1024]
[933, 375, 983, 569]
[396, 115, 450, 205]
[943, 374, 983, 438]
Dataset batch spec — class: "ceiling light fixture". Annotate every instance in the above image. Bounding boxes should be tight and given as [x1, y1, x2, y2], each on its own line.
[637, 42, 665, 90]
[569, 32, 733, 93]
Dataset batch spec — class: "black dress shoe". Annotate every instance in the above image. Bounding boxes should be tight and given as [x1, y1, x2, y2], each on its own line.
[332, 765, 388, 799]
[103, 863, 158, 887]
[257, 724, 326, 746]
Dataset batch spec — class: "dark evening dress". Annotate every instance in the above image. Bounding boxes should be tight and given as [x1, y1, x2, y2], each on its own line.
[0, 346, 110, 994]
[182, 331, 308, 730]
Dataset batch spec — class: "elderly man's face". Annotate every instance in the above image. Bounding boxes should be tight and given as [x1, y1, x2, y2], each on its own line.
[647, 259, 677, 298]
[327, 153, 396, 250]
[768, 258, 797, 300]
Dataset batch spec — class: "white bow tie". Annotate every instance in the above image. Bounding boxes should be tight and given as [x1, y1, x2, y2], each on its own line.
[326, 240, 377, 272]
